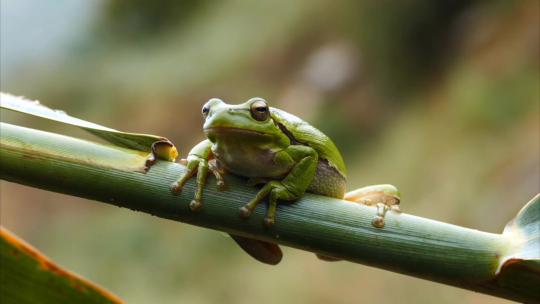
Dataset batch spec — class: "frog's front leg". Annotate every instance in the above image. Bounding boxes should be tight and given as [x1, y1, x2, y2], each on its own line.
[344, 184, 401, 228]
[239, 145, 318, 227]
[170, 140, 224, 211]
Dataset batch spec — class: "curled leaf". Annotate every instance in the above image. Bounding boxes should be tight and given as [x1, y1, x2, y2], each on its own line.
[496, 195, 540, 301]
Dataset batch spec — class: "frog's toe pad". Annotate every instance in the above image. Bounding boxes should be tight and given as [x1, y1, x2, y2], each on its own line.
[371, 216, 385, 228]
[239, 206, 252, 218]
[170, 182, 182, 194]
[189, 200, 203, 212]
[216, 180, 226, 191]
[263, 217, 275, 227]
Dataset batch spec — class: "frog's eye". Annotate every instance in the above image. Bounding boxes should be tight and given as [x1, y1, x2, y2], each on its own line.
[250, 99, 269, 121]
[202, 98, 224, 118]
[202, 105, 210, 118]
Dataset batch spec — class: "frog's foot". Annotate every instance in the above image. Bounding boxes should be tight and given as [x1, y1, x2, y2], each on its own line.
[344, 184, 401, 228]
[144, 140, 178, 171]
[170, 156, 225, 212]
[208, 159, 226, 191]
[239, 181, 296, 227]
[170, 158, 197, 194]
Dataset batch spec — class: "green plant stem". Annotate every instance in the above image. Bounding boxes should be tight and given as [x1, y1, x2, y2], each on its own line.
[0, 122, 538, 303]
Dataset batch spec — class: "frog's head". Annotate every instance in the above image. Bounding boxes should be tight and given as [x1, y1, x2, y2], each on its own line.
[202, 97, 288, 144]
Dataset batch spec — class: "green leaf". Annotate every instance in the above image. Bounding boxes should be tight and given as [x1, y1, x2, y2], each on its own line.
[0, 227, 123, 304]
[0, 93, 177, 161]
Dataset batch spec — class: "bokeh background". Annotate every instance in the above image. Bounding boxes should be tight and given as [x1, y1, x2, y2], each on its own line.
[1, 0, 539, 303]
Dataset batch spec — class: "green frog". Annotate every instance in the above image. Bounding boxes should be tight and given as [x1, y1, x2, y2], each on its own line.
[171, 97, 400, 264]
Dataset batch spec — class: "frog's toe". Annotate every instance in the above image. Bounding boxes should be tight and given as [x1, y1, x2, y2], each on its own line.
[390, 204, 402, 213]
[239, 206, 252, 218]
[216, 180, 226, 191]
[263, 216, 275, 227]
[170, 182, 182, 194]
[189, 200, 203, 212]
[208, 159, 226, 191]
[371, 216, 385, 228]
[370, 202, 392, 229]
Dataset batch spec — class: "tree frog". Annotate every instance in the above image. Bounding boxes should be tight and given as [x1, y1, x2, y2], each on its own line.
[171, 97, 400, 264]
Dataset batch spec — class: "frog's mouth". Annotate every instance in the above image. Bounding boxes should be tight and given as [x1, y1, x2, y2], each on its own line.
[204, 127, 271, 137]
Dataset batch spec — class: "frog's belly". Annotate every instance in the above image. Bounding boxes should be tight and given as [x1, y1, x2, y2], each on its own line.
[213, 146, 293, 179]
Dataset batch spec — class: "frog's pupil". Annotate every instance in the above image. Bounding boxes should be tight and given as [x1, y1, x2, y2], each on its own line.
[256, 107, 267, 112]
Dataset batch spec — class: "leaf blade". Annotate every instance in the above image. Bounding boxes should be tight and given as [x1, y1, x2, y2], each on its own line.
[0, 227, 123, 304]
[0, 92, 178, 158]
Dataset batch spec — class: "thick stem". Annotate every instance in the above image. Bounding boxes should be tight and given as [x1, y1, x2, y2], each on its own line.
[0, 122, 537, 303]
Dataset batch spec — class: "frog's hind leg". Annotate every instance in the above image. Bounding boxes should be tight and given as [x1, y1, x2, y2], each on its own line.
[316, 186, 400, 262]
[239, 145, 318, 227]
[344, 184, 401, 228]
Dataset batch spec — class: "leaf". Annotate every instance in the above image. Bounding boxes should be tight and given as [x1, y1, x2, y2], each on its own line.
[496, 194, 540, 301]
[0, 93, 178, 162]
[0, 227, 123, 304]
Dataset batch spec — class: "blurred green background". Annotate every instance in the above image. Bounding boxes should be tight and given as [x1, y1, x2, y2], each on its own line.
[1, 0, 538, 303]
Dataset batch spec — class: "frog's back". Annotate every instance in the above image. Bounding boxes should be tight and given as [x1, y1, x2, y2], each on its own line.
[270, 108, 347, 198]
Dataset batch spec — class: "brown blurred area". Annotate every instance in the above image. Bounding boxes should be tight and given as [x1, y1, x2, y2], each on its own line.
[1, 0, 538, 303]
